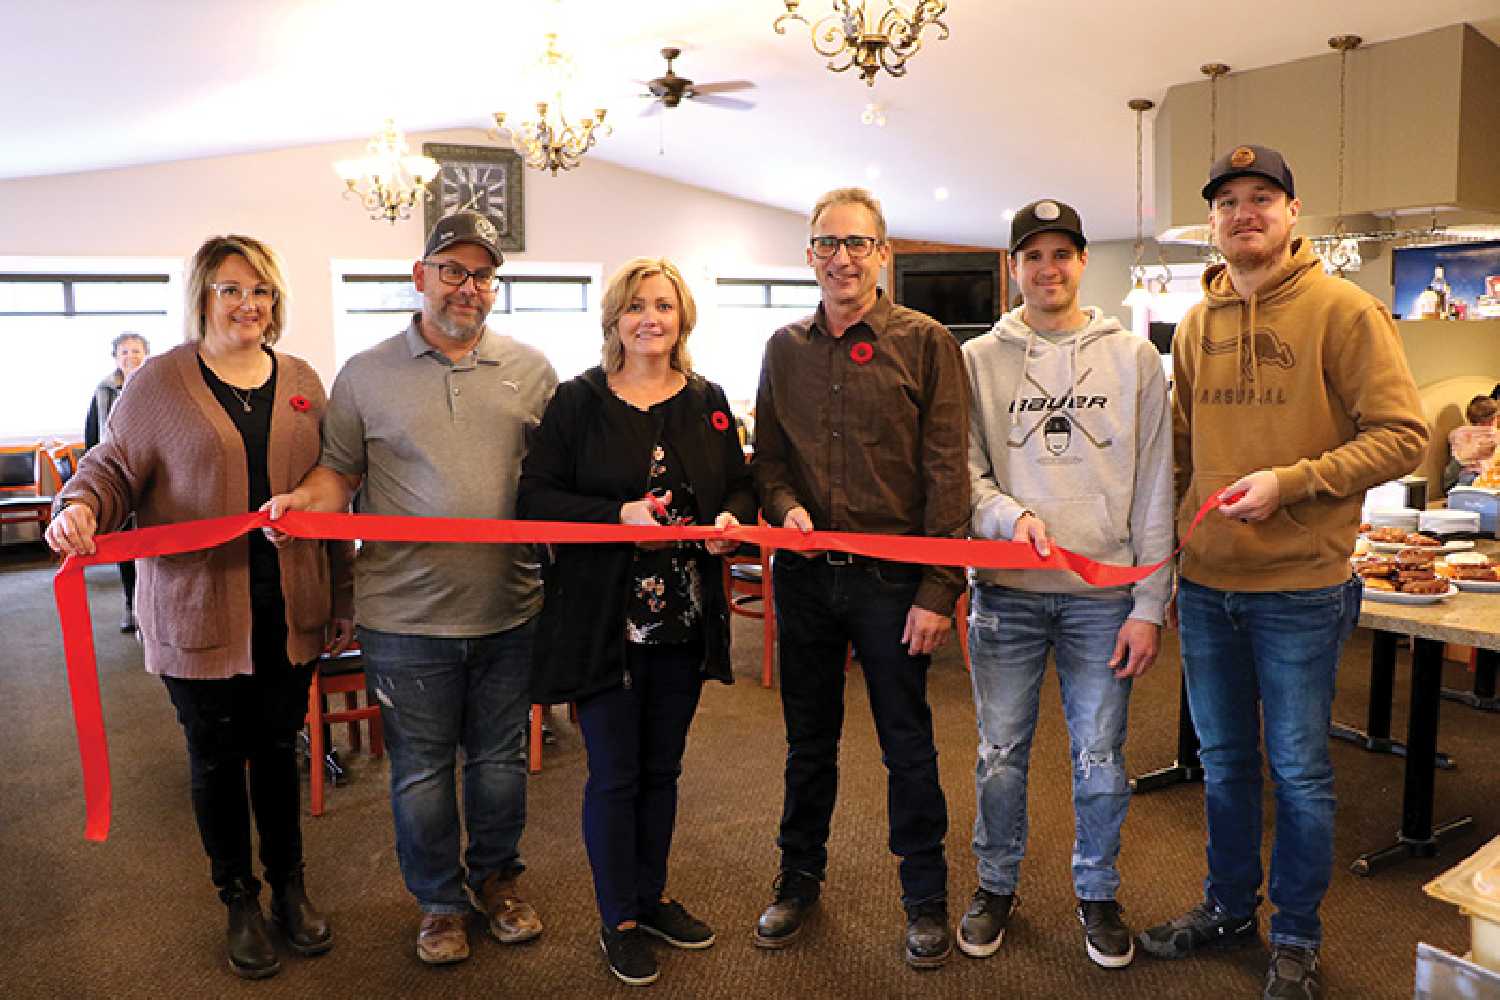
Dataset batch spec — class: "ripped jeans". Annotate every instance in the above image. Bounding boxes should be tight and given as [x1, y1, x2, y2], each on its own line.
[967, 585, 1135, 901]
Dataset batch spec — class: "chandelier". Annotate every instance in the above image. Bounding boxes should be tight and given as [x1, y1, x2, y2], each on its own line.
[1123, 98, 1154, 309]
[774, 1, 949, 87]
[492, 32, 609, 175]
[1309, 35, 1364, 274]
[333, 120, 438, 224]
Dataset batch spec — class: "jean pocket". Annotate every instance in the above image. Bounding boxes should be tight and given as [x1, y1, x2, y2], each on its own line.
[869, 560, 921, 590]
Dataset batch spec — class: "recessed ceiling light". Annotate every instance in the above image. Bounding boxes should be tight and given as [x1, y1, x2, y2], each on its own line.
[933, 187, 950, 202]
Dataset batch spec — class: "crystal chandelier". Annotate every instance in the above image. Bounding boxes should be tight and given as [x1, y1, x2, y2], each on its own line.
[333, 120, 438, 224]
[492, 32, 609, 176]
[774, 1, 949, 87]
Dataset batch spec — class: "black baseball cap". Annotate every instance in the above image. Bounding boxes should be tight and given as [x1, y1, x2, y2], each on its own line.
[1009, 199, 1087, 254]
[1202, 144, 1296, 201]
[423, 210, 505, 266]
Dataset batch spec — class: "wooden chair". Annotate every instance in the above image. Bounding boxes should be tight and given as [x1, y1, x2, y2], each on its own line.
[528, 703, 577, 774]
[724, 546, 777, 688]
[306, 645, 383, 817]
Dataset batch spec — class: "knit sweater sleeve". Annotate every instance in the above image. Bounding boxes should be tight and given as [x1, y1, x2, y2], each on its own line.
[1270, 303, 1428, 505]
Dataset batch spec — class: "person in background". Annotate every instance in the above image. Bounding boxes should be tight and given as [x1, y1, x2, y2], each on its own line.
[1446, 395, 1498, 490]
[1140, 144, 1427, 1000]
[959, 199, 1173, 969]
[264, 211, 557, 967]
[46, 235, 351, 979]
[517, 257, 755, 987]
[84, 331, 150, 631]
[752, 186, 970, 969]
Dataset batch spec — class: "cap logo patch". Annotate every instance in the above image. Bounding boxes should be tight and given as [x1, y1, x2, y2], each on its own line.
[475, 216, 498, 243]
[1230, 146, 1256, 168]
[1034, 200, 1061, 221]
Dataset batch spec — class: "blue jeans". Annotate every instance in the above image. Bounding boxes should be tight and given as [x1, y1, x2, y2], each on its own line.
[359, 621, 534, 915]
[772, 553, 948, 906]
[967, 585, 1135, 901]
[1177, 577, 1362, 950]
[577, 641, 704, 929]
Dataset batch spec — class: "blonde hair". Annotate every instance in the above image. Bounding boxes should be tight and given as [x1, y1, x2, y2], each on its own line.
[600, 257, 697, 373]
[809, 186, 888, 241]
[184, 235, 289, 346]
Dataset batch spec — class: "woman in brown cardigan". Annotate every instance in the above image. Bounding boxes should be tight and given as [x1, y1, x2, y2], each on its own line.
[46, 235, 352, 980]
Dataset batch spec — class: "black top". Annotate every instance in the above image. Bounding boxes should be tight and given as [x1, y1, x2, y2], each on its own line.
[626, 433, 703, 645]
[198, 352, 281, 604]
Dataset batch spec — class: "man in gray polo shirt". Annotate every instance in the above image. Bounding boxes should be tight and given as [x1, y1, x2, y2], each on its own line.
[266, 211, 557, 965]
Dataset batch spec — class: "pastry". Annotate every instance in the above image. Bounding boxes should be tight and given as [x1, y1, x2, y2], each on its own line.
[1362, 577, 1396, 592]
[1400, 579, 1450, 595]
[1396, 548, 1437, 567]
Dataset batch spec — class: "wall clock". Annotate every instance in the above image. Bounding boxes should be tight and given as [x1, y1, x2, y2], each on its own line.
[422, 143, 525, 252]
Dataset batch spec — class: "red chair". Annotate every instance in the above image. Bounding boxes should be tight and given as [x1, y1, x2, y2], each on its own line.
[307, 645, 383, 817]
[724, 547, 777, 688]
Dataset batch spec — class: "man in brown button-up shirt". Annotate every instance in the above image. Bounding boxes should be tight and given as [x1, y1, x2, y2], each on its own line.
[751, 187, 969, 969]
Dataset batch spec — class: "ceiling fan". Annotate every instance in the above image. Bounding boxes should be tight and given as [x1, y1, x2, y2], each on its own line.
[638, 47, 755, 116]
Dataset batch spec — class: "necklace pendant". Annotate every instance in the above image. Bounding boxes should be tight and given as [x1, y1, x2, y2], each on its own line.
[241, 400, 252, 413]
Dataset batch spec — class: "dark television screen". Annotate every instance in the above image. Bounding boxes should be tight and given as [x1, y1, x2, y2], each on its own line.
[900, 271, 996, 327]
[1148, 321, 1176, 355]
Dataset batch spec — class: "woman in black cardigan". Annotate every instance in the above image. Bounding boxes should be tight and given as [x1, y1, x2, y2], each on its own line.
[517, 257, 756, 987]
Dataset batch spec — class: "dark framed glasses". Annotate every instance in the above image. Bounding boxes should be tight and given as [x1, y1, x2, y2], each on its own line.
[422, 260, 500, 291]
[809, 235, 881, 260]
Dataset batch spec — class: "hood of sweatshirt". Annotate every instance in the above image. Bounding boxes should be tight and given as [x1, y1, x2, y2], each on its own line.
[1197, 237, 1323, 393]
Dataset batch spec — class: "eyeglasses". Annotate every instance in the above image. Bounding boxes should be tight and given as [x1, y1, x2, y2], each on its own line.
[809, 235, 881, 260]
[422, 260, 500, 291]
[209, 283, 278, 307]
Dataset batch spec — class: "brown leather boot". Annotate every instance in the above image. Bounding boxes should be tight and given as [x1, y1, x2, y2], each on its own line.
[271, 869, 333, 956]
[221, 878, 280, 979]
[477, 872, 542, 943]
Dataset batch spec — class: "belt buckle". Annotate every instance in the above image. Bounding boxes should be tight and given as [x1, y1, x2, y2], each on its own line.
[824, 551, 854, 566]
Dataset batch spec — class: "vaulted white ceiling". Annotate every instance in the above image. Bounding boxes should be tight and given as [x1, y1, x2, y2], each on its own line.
[5, 0, 1498, 243]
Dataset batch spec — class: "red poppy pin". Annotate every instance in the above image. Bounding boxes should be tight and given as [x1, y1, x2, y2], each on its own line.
[849, 341, 874, 365]
[289, 395, 311, 412]
[710, 410, 731, 432]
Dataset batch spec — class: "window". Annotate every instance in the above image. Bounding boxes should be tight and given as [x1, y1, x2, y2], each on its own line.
[332, 261, 600, 380]
[0, 259, 183, 442]
[696, 275, 819, 408]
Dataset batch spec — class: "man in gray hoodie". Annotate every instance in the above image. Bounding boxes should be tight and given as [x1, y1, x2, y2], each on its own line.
[956, 199, 1173, 969]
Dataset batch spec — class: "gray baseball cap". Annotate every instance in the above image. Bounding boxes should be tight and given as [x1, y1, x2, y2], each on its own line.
[423, 210, 505, 266]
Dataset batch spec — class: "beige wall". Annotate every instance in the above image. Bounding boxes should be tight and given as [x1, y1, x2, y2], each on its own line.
[0, 127, 811, 385]
[1396, 318, 1500, 389]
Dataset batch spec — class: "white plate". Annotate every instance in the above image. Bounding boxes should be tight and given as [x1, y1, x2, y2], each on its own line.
[1364, 539, 1474, 554]
[1453, 579, 1500, 594]
[1362, 584, 1458, 605]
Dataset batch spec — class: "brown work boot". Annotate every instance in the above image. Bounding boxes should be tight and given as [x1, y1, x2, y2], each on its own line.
[477, 872, 543, 943]
[417, 913, 470, 965]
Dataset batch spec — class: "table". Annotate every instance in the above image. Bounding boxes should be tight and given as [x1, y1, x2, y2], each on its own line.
[1351, 584, 1500, 875]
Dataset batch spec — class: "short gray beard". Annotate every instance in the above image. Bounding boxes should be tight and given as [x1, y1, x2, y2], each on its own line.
[429, 302, 485, 343]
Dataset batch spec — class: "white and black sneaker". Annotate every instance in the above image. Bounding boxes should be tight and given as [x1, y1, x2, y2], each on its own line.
[957, 888, 1017, 958]
[1077, 899, 1134, 968]
[1139, 899, 1259, 959]
[600, 925, 659, 987]
[639, 899, 716, 949]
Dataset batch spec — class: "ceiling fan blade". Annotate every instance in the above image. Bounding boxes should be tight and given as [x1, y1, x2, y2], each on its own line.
[690, 94, 755, 111]
[638, 99, 665, 117]
[689, 80, 756, 96]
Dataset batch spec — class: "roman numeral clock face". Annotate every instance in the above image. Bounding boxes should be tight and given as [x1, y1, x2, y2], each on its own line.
[440, 163, 507, 225]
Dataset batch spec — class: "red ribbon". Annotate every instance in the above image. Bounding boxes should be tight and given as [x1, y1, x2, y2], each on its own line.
[53, 488, 1234, 841]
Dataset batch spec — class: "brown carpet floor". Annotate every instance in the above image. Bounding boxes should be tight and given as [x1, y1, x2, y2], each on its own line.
[1, 542, 1493, 999]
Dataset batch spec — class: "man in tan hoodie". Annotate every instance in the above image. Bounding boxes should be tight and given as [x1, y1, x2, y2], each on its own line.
[1138, 145, 1427, 1000]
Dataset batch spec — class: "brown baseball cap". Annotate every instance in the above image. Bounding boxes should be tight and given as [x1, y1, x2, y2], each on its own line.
[1202, 144, 1296, 201]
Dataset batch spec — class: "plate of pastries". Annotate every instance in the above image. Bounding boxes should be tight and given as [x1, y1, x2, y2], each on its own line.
[1353, 546, 1458, 603]
[1439, 551, 1500, 594]
[1357, 524, 1476, 554]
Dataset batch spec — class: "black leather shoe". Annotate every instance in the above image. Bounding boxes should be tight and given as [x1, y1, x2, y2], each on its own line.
[222, 878, 280, 979]
[754, 870, 821, 949]
[271, 870, 333, 956]
[1078, 898, 1134, 968]
[905, 899, 953, 969]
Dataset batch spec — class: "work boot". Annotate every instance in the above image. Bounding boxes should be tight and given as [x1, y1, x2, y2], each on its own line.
[270, 869, 333, 956]
[754, 870, 821, 948]
[221, 877, 280, 979]
[904, 898, 953, 969]
[477, 871, 542, 943]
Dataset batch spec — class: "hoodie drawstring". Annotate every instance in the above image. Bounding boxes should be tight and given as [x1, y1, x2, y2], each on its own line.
[1010, 328, 1036, 427]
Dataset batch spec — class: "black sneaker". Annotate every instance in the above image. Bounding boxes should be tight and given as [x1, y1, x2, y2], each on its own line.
[1138, 899, 1259, 959]
[600, 925, 659, 987]
[639, 898, 716, 950]
[957, 888, 1017, 958]
[904, 899, 953, 969]
[754, 870, 821, 949]
[1264, 945, 1322, 999]
[1078, 899, 1134, 968]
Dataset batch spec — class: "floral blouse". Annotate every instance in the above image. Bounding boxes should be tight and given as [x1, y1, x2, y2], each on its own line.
[626, 440, 704, 645]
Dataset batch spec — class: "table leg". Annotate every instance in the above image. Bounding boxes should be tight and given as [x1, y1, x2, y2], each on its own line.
[1352, 637, 1472, 876]
[1441, 648, 1500, 713]
[1131, 673, 1203, 793]
[1332, 629, 1454, 769]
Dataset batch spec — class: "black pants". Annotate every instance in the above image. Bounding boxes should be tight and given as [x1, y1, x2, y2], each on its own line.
[162, 608, 313, 893]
